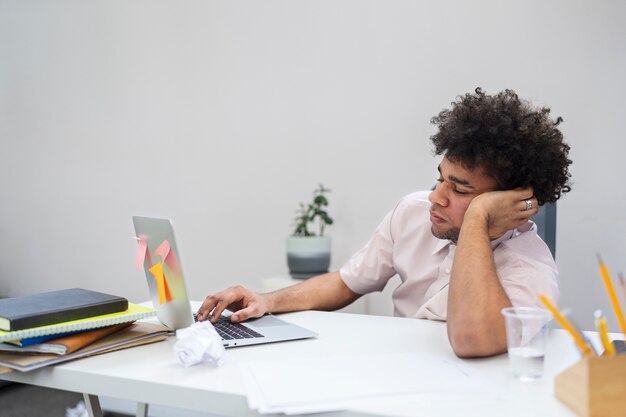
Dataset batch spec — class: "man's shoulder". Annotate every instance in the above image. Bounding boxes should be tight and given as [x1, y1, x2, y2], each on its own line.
[388, 190, 433, 230]
[396, 190, 431, 207]
[497, 223, 556, 270]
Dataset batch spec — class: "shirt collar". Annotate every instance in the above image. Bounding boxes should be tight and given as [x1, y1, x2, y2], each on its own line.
[431, 238, 450, 255]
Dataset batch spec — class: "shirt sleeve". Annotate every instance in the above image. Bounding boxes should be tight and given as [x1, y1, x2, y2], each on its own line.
[495, 235, 559, 309]
[500, 267, 559, 310]
[339, 208, 398, 295]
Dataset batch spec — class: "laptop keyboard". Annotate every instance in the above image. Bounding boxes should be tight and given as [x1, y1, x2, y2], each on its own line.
[193, 314, 263, 340]
[214, 318, 264, 340]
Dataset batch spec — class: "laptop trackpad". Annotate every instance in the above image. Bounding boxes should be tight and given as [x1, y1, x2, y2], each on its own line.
[249, 316, 291, 327]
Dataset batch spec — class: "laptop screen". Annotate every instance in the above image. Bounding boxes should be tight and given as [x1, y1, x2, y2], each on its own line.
[133, 216, 194, 330]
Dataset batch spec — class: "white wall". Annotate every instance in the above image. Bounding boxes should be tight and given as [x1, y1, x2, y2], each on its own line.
[1, 0, 625, 330]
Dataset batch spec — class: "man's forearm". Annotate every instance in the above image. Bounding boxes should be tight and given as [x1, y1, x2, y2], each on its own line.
[447, 214, 512, 357]
[265, 271, 361, 314]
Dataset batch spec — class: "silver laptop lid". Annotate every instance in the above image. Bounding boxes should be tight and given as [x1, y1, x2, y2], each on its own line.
[133, 216, 193, 330]
[133, 216, 317, 347]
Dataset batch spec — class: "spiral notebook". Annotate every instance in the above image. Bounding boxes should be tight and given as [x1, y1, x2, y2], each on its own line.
[0, 322, 170, 372]
[0, 303, 155, 343]
[0, 322, 133, 355]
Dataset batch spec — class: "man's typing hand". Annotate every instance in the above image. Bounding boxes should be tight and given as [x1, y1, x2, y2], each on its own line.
[196, 286, 269, 324]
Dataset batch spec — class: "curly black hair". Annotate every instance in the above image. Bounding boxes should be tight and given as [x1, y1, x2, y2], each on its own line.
[430, 88, 572, 205]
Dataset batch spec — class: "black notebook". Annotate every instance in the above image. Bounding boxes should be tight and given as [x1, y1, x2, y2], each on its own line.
[0, 288, 128, 331]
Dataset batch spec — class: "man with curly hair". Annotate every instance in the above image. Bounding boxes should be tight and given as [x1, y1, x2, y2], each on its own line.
[197, 88, 572, 358]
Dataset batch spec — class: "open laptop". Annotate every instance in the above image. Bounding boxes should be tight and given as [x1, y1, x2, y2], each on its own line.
[132, 216, 317, 347]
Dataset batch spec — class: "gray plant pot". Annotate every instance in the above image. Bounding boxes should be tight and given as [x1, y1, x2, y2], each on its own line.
[286, 236, 331, 279]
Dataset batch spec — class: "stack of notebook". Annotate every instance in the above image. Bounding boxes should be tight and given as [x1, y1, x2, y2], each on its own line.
[0, 288, 170, 372]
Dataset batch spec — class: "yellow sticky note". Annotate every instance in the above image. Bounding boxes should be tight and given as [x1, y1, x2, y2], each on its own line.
[148, 262, 173, 304]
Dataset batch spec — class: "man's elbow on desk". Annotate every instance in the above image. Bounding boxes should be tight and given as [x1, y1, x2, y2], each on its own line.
[447, 325, 508, 358]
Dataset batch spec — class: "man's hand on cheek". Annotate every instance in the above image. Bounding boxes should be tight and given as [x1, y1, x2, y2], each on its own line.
[464, 187, 538, 240]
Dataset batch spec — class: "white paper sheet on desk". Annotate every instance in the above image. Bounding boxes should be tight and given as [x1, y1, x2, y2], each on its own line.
[241, 351, 498, 414]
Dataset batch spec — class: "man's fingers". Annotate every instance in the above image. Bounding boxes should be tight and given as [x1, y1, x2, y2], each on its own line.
[230, 305, 260, 323]
[197, 288, 242, 322]
[520, 198, 537, 212]
[197, 286, 263, 324]
[510, 187, 535, 206]
[512, 185, 534, 196]
[196, 296, 219, 321]
[210, 299, 233, 323]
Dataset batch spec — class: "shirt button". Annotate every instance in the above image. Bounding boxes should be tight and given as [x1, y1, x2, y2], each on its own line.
[445, 268, 450, 274]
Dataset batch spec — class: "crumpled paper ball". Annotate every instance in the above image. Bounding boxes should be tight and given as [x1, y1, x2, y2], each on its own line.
[174, 320, 226, 367]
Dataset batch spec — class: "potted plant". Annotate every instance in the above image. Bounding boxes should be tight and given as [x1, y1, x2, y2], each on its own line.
[287, 184, 334, 279]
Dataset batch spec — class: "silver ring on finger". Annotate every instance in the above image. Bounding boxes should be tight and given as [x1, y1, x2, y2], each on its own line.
[525, 199, 533, 211]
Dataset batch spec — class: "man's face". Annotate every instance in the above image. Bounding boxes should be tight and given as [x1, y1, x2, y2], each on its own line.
[428, 157, 498, 242]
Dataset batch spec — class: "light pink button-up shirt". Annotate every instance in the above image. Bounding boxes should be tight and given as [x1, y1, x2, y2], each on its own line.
[339, 191, 558, 320]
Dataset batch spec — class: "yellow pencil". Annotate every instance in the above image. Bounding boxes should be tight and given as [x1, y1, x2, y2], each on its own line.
[539, 294, 594, 357]
[597, 255, 626, 336]
[594, 310, 616, 356]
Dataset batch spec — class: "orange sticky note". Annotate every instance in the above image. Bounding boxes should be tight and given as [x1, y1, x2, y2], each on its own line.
[134, 236, 148, 271]
[148, 262, 173, 304]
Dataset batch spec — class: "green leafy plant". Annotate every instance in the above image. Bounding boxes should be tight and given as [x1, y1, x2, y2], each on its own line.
[292, 184, 334, 236]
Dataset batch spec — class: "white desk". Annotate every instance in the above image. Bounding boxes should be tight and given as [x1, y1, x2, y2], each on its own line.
[0, 309, 581, 417]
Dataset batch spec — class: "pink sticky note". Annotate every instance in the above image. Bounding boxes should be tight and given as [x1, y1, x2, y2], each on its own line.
[134, 236, 148, 271]
[155, 240, 171, 261]
[155, 239, 181, 276]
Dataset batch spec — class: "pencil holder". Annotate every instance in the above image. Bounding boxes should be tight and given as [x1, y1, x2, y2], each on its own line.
[554, 355, 626, 417]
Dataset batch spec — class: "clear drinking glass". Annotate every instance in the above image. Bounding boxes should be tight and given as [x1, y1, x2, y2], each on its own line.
[501, 307, 552, 381]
